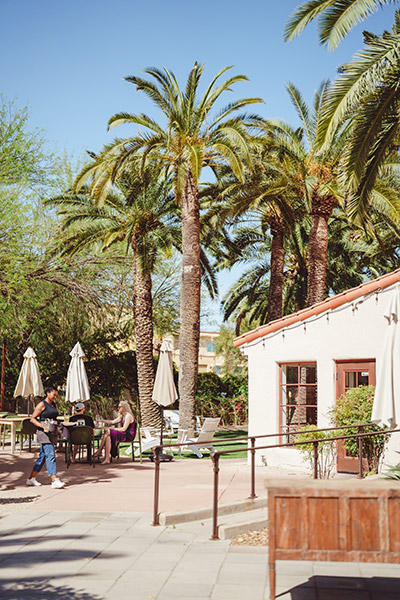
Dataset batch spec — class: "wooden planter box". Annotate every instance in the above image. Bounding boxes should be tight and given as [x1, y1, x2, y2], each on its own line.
[266, 478, 400, 599]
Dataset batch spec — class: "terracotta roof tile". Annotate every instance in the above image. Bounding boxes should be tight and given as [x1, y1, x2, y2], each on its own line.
[234, 267, 400, 347]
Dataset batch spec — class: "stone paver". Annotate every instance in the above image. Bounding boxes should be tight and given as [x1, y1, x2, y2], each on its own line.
[1, 510, 400, 599]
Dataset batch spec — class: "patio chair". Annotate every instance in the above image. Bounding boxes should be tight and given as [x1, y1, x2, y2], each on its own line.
[66, 426, 95, 468]
[163, 410, 179, 434]
[1, 413, 21, 449]
[177, 417, 221, 458]
[18, 419, 37, 452]
[112, 421, 137, 463]
[134, 427, 161, 458]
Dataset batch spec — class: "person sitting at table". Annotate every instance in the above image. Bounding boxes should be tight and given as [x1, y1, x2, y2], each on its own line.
[94, 401, 136, 464]
[70, 402, 95, 464]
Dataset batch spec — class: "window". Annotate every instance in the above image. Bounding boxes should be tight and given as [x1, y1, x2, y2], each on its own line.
[207, 342, 216, 353]
[279, 363, 317, 442]
[215, 366, 222, 375]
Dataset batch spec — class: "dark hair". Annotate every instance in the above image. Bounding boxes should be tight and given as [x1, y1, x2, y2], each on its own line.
[44, 386, 58, 399]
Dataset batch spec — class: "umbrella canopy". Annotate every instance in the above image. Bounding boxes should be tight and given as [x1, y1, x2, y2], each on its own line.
[372, 289, 400, 428]
[14, 347, 44, 398]
[152, 340, 178, 407]
[65, 342, 90, 403]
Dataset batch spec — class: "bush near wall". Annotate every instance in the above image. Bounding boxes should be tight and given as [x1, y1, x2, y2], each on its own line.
[195, 372, 248, 426]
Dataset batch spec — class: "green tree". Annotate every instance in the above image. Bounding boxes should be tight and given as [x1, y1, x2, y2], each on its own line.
[87, 63, 262, 430]
[285, 0, 399, 50]
[214, 323, 247, 375]
[47, 166, 179, 426]
[316, 15, 400, 222]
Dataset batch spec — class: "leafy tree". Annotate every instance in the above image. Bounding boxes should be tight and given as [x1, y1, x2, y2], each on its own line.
[285, 0, 399, 50]
[47, 165, 180, 426]
[214, 323, 247, 375]
[316, 14, 400, 222]
[85, 63, 262, 430]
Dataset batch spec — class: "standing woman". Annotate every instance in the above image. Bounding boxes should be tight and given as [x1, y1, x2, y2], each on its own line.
[26, 386, 65, 489]
[94, 401, 136, 464]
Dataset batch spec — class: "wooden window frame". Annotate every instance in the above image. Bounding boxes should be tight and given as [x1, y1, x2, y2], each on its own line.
[279, 362, 318, 442]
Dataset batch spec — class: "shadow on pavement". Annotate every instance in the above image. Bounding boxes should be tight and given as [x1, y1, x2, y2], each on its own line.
[278, 575, 400, 599]
[0, 579, 102, 600]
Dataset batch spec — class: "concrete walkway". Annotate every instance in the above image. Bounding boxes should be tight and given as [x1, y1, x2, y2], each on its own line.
[1, 450, 400, 599]
[1, 509, 400, 600]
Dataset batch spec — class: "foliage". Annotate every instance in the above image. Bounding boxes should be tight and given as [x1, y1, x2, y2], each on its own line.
[296, 425, 337, 479]
[331, 385, 390, 472]
[383, 464, 400, 479]
[194, 371, 248, 426]
[284, 0, 398, 50]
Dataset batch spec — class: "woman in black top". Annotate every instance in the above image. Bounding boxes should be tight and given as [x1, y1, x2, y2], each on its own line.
[26, 387, 65, 489]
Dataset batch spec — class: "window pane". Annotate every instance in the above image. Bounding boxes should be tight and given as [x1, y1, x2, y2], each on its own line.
[299, 406, 317, 427]
[345, 372, 357, 388]
[298, 386, 317, 405]
[358, 371, 369, 386]
[282, 365, 298, 385]
[281, 385, 298, 406]
[304, 365, 317, 384]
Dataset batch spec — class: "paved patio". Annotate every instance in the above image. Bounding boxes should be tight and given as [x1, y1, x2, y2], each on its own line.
[1, 450, 400, 599]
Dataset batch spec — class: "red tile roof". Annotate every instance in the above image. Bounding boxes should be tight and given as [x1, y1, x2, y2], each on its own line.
[234, 268, 400, 347]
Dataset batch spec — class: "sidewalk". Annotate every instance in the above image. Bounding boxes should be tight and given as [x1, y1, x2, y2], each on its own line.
[0, 508, 399, 599]
[1, 451, 400, 599]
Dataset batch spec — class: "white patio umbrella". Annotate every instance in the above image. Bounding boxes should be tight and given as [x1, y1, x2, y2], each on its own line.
[152, 340, 178, 445]
[65, 342, 90, 404]
[14, 346, 44, 414]
[372, 289, 400, 429]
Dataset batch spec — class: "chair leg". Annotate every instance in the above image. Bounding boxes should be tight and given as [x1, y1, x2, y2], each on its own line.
[131, 441, 135, 462]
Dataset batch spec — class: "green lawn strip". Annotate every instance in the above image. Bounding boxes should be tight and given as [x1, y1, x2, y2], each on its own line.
[118, 428, 249, 459]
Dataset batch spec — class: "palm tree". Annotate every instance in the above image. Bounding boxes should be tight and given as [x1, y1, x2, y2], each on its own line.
[86, 63, 263, 430]
[263, 82, 348, 306]
[316, 15, 400, 222]
[47, 168, 179, 427]
[285, 0, 399, 50]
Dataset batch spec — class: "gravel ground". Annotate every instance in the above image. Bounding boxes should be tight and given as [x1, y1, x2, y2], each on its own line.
[230, 526, 268, 546]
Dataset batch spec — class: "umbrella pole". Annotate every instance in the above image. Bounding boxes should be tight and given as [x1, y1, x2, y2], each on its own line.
[160, 406, 164, 446]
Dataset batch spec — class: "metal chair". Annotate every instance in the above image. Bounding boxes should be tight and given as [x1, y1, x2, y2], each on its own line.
[18, 419, 37, 452]
[67, 426, 95, 468]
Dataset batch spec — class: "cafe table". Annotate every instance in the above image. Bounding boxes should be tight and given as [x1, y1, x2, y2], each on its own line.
[0, 416, 27, 454]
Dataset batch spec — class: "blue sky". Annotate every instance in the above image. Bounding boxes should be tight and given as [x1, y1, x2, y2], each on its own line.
[1, 0, 397, 326]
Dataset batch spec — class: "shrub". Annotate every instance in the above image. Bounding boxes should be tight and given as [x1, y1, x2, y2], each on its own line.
[331, 385, 389, 473]
[296, 425, 336, 479]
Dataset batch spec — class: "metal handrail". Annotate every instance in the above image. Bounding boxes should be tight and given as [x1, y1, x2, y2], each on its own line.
[150, 422, 396, 530]
[209, 426, 400, 540]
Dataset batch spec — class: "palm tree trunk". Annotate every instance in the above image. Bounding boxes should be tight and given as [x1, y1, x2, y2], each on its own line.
[132, 240, 161, 427]
[306, 192, 335, 307]
[179, 169, 201, 431]
[267, 216, 285, 322]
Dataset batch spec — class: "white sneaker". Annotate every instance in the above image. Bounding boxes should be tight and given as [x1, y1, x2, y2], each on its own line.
[26, 478, 41, 487]
[51, 478, 65, 489]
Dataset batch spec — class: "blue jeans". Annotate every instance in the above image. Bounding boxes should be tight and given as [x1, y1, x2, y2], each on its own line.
[33, 444, 57, 476]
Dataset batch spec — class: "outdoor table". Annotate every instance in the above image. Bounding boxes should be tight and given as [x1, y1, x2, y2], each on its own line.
[0, 417, 26, 454]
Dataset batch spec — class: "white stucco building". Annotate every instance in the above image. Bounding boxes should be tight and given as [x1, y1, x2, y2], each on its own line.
[234, 269, 400, 472]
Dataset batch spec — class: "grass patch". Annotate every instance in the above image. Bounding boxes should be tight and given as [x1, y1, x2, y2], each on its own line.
[119, 428, 249, 460]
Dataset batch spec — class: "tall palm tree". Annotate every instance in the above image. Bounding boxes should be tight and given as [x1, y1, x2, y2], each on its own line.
[316, 14, 400, 222]
[47, 168, 179, 427]
[84, 63, 263, 430]
[285, 0, 399, 50]
[264, 82, 349, 306]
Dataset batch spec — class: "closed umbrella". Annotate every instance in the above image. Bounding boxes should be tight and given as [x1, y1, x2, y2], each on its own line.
[14, 347, 44, 414]
[152, 340, 178, 452]
[65, 342, 90, 404]
[372, 289, 400, 428]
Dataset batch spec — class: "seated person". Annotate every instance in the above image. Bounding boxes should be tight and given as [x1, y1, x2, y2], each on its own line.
[70, 402, 95, 463]
[94, 401, 136, 464]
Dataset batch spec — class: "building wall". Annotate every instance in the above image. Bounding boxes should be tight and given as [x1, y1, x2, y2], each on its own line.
[169, 331, 225, 374]
[242, 285, 400, 470]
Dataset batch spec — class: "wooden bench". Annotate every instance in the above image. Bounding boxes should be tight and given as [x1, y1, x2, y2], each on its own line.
[266, 478, 400, 599]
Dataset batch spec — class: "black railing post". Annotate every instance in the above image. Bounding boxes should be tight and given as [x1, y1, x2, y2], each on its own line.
[249, 437, 257, 499]
[211, 452, 220, 540]
[313, 441, 319, 479]
[358, 425, 364, 479]
[152, 446, 161, 526]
